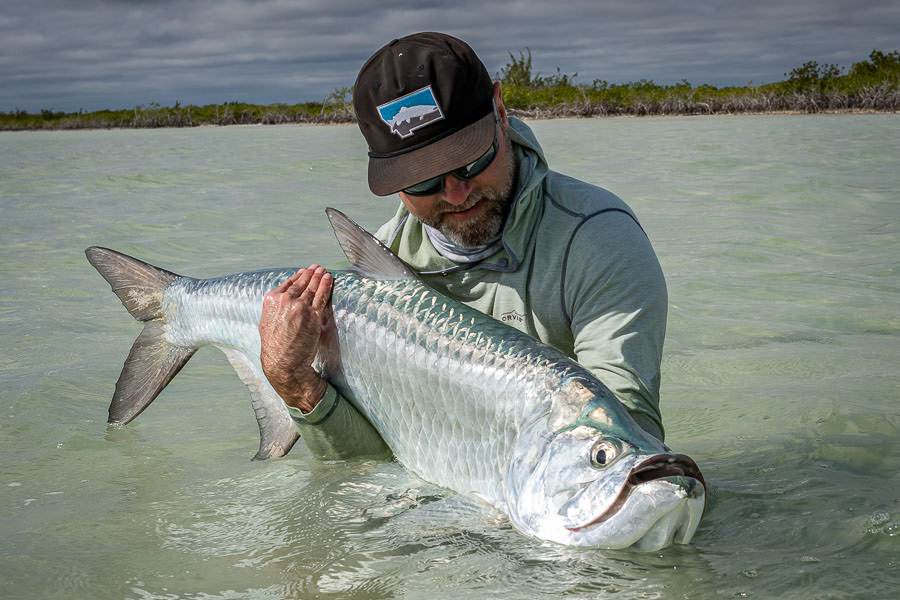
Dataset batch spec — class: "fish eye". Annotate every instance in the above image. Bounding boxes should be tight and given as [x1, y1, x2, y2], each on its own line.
[591, 440, 619, 468]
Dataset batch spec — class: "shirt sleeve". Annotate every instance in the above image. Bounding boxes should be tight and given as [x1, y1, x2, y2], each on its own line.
[285, 383, 391, 460]
[563, 210, 668, 441]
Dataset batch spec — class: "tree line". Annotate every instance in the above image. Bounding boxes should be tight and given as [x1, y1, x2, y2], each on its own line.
[498, 49, 899, 117]
[2, 50, 897, 130]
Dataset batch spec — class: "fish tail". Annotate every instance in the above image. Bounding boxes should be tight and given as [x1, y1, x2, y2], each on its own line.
[85, 247, 196, 424]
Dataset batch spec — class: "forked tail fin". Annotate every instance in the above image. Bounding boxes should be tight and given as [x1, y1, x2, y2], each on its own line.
[85, 247, 196, 424]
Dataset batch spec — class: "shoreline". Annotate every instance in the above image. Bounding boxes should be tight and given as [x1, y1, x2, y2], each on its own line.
[510, 107, 898, 119]
[1, 107, 896, 132]
[6, 49, 897, 131]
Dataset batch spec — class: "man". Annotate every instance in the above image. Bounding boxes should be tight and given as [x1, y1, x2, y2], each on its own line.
[258, 32, 667, 458]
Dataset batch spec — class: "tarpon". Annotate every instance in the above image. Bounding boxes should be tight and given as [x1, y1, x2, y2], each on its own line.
[388, 105, 442, 137]
[85, 208, 706, 550]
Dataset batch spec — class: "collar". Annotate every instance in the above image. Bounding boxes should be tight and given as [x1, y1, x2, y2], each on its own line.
[423, 224, 503, 263]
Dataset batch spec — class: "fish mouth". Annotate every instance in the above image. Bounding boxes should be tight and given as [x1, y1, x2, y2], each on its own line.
[629, 454, 705, 487]
[565, 454, 706, 532]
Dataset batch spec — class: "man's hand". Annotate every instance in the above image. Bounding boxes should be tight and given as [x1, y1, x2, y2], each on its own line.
[259, 265, 333, 413]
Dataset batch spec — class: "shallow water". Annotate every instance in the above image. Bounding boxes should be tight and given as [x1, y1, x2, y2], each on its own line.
[1, 115, 898, 599]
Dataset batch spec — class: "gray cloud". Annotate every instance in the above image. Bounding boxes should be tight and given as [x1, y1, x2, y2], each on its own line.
[2, 0, 898, 112]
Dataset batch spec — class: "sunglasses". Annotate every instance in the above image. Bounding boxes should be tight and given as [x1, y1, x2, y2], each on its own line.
[402, 103, 500, 197]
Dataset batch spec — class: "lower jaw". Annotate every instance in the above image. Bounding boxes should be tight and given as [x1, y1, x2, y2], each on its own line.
[560, 477, 706, 549]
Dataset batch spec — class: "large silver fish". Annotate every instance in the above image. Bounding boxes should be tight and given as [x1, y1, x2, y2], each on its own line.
[86, 208, 706, 550]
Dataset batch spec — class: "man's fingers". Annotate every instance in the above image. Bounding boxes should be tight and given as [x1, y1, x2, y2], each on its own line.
[272, 273, 299, 294]
[295, 266, 326, 297]
[286, 269, 315, 297]
[311, 272, 333, 311]
[272, 267, 311, 294]
[269, 265, 330, 312]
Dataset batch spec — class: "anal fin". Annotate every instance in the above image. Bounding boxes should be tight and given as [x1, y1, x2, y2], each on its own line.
[221, 347, 300, 460]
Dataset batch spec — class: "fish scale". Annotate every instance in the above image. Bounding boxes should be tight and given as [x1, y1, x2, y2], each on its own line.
[324, 272, 577, 507]
[85, 208, 705, 549]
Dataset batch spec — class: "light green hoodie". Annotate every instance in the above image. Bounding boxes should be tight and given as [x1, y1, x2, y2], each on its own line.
[290, 118, 667, 458]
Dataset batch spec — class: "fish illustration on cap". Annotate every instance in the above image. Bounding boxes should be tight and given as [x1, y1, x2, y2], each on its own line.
[377, 86, 444, 139]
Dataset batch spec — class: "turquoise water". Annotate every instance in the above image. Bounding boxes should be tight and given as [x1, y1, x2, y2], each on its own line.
[1, 115, 898, 599]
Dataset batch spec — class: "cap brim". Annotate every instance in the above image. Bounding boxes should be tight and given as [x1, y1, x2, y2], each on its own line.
[367, 110, 496, 196]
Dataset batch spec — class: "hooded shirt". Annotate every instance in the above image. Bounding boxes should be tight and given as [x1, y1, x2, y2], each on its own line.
[290, 118, 667, 458]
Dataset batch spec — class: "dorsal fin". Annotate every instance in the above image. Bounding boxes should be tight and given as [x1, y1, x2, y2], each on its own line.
[326, 207, 418, 281]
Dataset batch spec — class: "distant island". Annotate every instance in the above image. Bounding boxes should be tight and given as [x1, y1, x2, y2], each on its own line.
[3, 49, 897, 130]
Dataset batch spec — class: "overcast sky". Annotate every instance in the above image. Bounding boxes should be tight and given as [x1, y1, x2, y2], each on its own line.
[3, 0, 898, 113]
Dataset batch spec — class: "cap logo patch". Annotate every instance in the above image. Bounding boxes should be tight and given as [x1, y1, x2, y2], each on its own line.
[377, 86, 445, 139]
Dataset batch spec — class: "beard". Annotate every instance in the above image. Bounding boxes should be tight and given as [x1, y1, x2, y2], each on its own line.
[417, 134, 518, 248]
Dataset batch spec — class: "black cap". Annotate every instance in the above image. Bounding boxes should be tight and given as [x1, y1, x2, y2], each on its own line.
[353, 32, 495, 196]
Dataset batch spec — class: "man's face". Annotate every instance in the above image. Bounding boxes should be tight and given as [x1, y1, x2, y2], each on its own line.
[398, 123, 517, 248]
